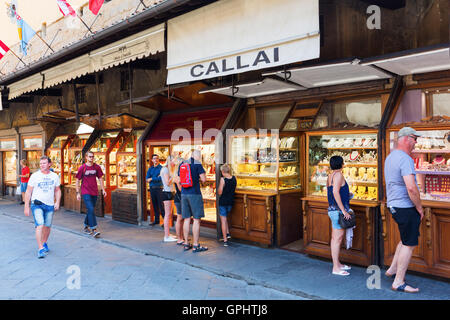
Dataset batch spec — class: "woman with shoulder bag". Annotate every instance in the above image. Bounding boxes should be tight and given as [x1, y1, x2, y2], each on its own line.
[327, 155, 354, 276]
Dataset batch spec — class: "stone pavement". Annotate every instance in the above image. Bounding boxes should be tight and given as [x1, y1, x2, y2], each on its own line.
[0, 198, 448, 300]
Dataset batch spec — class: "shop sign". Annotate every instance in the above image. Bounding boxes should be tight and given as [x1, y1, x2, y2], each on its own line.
[0, 140, 16, 150]
[167, 0, 320, 85]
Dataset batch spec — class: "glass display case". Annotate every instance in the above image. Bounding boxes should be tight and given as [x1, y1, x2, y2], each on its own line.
[68, 134, 90, 185]
[307, 131, 379, 201]
[47, 135, 72, 184]
[116, 130, 143, 190]
[89, 131, 125, 188]
[172, 143, 217, 221]
[228, 133, 301, 192]
[3, 151, 17, 185]
[389, 129, 450, 202]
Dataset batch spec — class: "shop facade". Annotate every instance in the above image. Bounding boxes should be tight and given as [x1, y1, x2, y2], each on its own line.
[0, 129, 19, 198]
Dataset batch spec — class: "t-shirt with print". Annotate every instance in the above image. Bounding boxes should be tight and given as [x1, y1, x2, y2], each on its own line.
[76, 163, 104, 196]
[21, 166, 30, 183]
[28, 171, 60, 206]
[384, 149, 418, 208]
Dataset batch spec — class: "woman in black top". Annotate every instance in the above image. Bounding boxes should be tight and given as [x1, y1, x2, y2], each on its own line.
[217, 164, 237, 247]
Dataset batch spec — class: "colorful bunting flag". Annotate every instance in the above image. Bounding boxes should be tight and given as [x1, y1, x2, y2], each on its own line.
[57, 0, 77, 17]
[0, 40, 10, 61]
[89, 0, 104, 15]
[15, 13, 36, 56]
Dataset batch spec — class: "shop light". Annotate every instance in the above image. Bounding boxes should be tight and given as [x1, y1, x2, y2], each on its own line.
[76, 123, 94, 134]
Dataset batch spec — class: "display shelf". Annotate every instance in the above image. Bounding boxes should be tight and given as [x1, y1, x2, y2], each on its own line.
[327, 147, 377, 150]
[318, 162, 377, 167]
[412, 149, 450, 154]
[389, 129, 450, 204]
[307, 131, 379, 202]
[229, 134, 301, 192]
[416, 170, 450, 176]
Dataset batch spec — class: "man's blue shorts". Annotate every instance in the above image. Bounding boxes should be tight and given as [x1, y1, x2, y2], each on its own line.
[181, 194, 204, 219]
[31, 203, 54, 228]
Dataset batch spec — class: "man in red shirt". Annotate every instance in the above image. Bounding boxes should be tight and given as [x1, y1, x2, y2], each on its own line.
[19, 159, 30, 205]
[75, 151, 107, 238]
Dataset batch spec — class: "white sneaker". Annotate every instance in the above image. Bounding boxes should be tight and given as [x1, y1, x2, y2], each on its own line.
[164, 236, 177, 242]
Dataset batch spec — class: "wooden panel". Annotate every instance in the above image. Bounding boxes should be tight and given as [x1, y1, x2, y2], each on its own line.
[229, 194, 247, 233]
[277, 192, 302, 246]
[111, 190, 138, 225]
[63, 185, 81, 212]
[310, 206, 330, 245]
[432, 208, 450, 277]
[303, 199, 375, 266]
[229, 193, 273, 246]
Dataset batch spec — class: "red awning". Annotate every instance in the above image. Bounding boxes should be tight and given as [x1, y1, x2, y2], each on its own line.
[147, 107, 231, 141]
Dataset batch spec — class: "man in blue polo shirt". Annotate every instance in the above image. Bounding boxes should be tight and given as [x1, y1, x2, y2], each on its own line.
[181, 149, 208, 253]
[146, 154, 164, 226]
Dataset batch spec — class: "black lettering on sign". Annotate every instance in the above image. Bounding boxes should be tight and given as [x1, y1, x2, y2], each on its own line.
[274, 47, 279, 62]
[237, 56, 249, 69]
[205, 61, 220, 75]
[252, 50, 270, 66]
[222, 59, 234, 72]
[191, 64, 204, 77]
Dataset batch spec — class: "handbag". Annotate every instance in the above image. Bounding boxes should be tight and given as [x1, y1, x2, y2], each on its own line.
[338, 209, 356, 229]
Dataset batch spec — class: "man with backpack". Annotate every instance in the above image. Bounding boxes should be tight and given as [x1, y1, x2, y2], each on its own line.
[75, 151, 107, 238]
[179, 149, 208, 253]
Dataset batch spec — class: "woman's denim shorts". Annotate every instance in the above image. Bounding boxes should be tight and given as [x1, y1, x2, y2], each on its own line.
[327, 210, 343, 230]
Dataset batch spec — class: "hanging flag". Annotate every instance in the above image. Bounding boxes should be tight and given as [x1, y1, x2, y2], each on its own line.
[5, 1, 18, 24]
[89, 0, 104, 15]
[0, 40, 10, 61]
[57, 0, 76, 17]
[15, 14, 36, 56]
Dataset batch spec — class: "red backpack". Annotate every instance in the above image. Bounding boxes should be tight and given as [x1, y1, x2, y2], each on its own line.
[179, 160, 193, 188]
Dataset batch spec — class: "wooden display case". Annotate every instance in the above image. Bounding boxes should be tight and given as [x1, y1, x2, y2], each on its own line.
[23, 136, 43, 174]
[88, 130, 129, 215]
[112, 130, 144, 223]
[384, 126, 450, 278]
[302, 129, 380, 266]
[227, 132, 302, 246]
[47, 135, 73, 185]
[64, 134, 89, 213]
[0, 139, 18, 195]
[143, 142, 218, 227]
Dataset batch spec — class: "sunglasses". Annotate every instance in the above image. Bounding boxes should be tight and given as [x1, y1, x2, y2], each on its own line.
[408, 135, 418, 142]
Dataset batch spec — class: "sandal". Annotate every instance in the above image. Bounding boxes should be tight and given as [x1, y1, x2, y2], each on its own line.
[183, 243, 192, 251]
[177, 241, 184, 246]
[193, 244, 208, 253]
[392, 283, 419, 293]
[332, 270, 350, 276]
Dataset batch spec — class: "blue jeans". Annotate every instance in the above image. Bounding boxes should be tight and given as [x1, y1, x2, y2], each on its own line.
[31, 203, 54, 227]
[20, 182, 28, 193]
[83, 194, 98, 229]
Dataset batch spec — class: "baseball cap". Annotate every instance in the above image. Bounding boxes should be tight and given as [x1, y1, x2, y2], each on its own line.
[398, 127, 422, 138]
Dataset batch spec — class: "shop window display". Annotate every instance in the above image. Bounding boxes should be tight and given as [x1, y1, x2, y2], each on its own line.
[116, 130, 143, 190]
[3, 151, 17, 185]
[228, 134, 301, 192]
[389, 129, 450, 202]
[308, 132, 378, 201]
[172, 144, 217, 222]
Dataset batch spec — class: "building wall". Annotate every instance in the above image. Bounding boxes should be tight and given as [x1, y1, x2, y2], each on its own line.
[319, 0, 448, 61]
